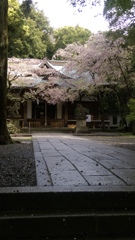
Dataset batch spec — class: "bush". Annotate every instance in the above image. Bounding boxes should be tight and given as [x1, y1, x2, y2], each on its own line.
[7, 122, 20, 134]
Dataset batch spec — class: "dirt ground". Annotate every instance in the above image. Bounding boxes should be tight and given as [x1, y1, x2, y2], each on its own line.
[89, 135, 135, 152]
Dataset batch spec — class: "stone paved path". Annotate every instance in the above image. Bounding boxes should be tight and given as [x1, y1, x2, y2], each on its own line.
[32, 133, 135, 187]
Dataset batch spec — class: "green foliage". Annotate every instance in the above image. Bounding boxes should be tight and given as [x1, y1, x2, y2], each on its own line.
[8, 0, 24, 57]
[103, 0, 134, 25]
[7, 122, 20, 134]
[8, 1, 92, 59]
[127, 98, 135, 122]
[20, 0, 32, 17]
[54, 25, 91, 52]
[104, 0, 133, 16]
[103, 0, 135, 42]
[8, 0, 54, 59]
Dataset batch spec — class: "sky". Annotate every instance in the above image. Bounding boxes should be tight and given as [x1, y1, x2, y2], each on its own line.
[19, 0, 109, 33]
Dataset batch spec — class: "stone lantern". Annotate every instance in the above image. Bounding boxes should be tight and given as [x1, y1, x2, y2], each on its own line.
[75, 104, 88, 133]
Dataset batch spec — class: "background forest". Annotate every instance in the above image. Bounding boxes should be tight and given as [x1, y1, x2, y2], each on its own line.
[8, 0, 91, 59]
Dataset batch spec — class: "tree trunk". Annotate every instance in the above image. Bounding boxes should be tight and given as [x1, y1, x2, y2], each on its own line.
[0, 0, 12, 144]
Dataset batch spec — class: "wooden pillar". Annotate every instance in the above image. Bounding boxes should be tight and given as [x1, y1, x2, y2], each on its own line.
[27, 100, 32, 118]
[57, 103, 62, 119]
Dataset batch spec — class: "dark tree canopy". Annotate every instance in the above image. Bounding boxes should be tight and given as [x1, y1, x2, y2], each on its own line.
[20, 0, 33, 16]
[68, 0, 100, 10]
[103, 0, 135, 30]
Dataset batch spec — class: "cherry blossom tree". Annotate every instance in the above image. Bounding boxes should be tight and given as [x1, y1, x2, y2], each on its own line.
[79, 33, 135, 124]
[55, 33, 135, 126]
[24, 75, 80, 105]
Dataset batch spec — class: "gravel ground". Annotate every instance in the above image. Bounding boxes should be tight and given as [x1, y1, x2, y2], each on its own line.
[89, 135, 135, 152]
[0, 139, 37, 187]
[0, 134, 134, 187]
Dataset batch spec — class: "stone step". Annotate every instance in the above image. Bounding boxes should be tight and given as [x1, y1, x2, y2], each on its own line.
[0, 211, 135, 239]
[1, 189, 135, 212]
[0, 188, 135, 239]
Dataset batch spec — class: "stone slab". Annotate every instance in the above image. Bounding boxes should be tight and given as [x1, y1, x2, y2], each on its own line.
[32, 133, 135, 188]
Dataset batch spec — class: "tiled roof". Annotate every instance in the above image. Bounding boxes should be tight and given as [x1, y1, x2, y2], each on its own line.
[8, 58, 96, 89]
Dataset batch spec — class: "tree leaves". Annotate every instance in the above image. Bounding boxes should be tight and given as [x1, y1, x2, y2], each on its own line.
[8, 0, 53, 59]
[54, 26, 91, 53]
